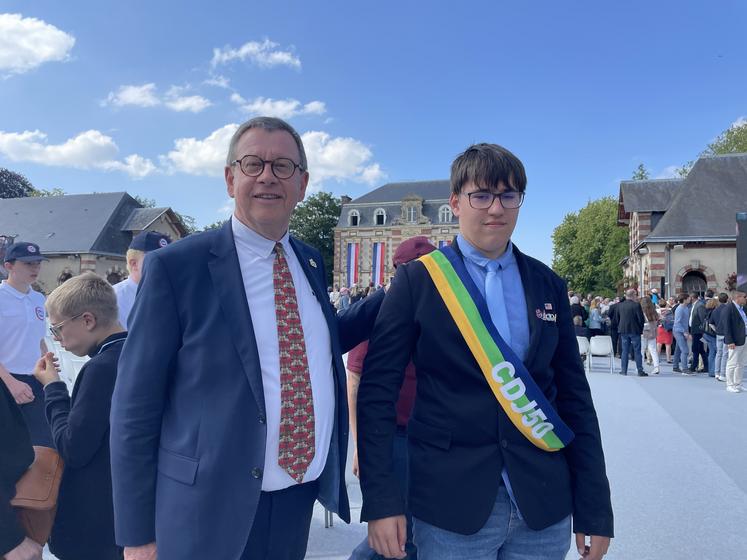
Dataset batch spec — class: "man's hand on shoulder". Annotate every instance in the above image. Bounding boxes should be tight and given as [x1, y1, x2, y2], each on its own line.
[575, 533, 610, 560]
[368, 515, 406, 559]
[124, 542, 157, 560]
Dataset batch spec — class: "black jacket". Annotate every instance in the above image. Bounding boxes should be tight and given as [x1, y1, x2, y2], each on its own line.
[570, 303, 588, 323]
[0, 382, 34, 556]
[690, 300, 707, 335]
[44, 332, 126, 560]
[719, 303, 746, 347]
[615, 299, 645, 335]
[358, 242, 613, 538]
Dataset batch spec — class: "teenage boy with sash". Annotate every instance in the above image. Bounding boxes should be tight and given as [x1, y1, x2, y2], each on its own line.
[357, 144, 613, 560]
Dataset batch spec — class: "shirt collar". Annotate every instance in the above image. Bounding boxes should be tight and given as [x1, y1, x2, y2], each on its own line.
[0, 280, 31, 299]
[456, 234, 515, 271]
[231, 215, 291, 259]
[88, 332, 127, 358]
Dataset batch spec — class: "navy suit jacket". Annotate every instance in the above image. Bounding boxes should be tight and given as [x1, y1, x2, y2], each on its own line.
[110, 222, 383, 559]
[357, 242, 613, 537]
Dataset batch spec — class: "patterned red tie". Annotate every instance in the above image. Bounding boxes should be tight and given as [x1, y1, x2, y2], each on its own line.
[274, 243, 315, 483]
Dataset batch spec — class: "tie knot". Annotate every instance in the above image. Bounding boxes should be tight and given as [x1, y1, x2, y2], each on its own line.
[274, 242, 284, 256]
[486, 260, 500, 273]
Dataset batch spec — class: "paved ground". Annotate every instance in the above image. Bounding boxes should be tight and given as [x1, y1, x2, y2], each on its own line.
[305, 357, 746, 560]
[43, 356, 744, 560]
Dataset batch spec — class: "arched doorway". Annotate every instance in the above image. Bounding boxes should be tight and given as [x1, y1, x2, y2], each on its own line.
[107, 271, 123, 285]
[681, 271, 707, 296]
[57, 271, 73, 285]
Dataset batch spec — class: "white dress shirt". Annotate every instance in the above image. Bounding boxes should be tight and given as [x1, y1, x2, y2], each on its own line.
[113, 277, 138, 330]
[0, 281, 46, 374]
[231, 216, 335, 491]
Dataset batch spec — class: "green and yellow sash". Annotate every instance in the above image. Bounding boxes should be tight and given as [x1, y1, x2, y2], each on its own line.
[419, 246, 574, 452]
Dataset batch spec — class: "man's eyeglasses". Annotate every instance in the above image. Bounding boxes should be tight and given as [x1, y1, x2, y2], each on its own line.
[49, 313, 84, 338]
[231, 154, 304, 180]
[465, 190, 525, 210]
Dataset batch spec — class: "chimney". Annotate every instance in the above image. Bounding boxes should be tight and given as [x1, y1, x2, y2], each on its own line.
[340, 195, 352, 205]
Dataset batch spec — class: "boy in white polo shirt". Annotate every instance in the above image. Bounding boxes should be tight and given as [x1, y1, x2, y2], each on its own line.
[0, 241, 53, 446]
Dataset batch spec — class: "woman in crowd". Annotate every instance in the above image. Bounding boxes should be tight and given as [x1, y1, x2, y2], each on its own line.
[641, 296, 661, 374]
[588, 298, 604, 337]
[570, 295, 588, 324]
[657, 300, 674, 363]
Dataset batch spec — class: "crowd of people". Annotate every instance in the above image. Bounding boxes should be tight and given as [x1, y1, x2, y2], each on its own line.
[570, 287, 747, 392]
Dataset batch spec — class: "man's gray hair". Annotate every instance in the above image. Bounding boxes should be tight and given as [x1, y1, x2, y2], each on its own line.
[226, 116, 308, 170]
[625, 288, 637, 299]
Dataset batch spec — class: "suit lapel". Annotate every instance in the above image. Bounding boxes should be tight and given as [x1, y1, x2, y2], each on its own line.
[207, 222, 265, 414]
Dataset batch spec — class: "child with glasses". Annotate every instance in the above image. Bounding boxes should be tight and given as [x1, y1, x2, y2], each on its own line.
[33, 272, 126, 560]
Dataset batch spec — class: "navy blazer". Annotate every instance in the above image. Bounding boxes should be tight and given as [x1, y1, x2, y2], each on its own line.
[357, 242, 613, 537]
[110, 222, 382, 559]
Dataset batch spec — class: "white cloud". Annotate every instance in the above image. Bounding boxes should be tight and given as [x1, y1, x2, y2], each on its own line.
[217, 198, 234, 217]
[103, 83, 211, 113]
[104, 83, 160, 108]
[231, 94, 326, 119]
[160, 124, 238, 176]
[203, 75, 231, 89]
[159, 124, 385, 189]
[655, 165, 680, 179]
[302, 131, 385, 189]
[731, 116, 747, 129]
[211, 39, 300, 69]
[0, 13, 75, 75]
[0, 128, 155, 179]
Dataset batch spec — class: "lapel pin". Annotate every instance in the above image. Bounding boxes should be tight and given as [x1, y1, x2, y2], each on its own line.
[309, 258, 317, 268]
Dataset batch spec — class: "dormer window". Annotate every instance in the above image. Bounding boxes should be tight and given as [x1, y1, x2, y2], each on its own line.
[407, 206, 417, 223]
[349, 209, 360, 226]
[374, 208, 387, 226]
[439, 205, 453, 223]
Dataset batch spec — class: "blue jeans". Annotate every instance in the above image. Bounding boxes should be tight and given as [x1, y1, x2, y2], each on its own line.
[673, 332, 689, 371]
[703, 333, 717, 375]
[619, 334, 642, 374]
[412, 485, 570, 560]
[715, 335, 727, 376]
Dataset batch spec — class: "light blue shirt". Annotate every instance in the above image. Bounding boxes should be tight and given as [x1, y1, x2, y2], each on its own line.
[673, 302, 691, 334]
[734, 301, 747, 328]
[456, 235, 530, 516]
[456, 235, 530, 362]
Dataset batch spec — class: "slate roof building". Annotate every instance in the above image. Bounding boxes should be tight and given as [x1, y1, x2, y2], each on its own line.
[0, 192, 186, 293]
[617, 153, 747, 297]
[333, 180, 459, 289]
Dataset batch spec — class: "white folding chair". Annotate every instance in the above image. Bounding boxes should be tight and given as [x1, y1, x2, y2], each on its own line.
[576, 336, 590, 371]
[588, 335, 614, 374]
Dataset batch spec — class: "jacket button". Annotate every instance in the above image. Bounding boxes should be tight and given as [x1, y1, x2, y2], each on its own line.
[251, 467, 263, 479]
[501, 439, 508, 449]
[258, 414, 266, 424]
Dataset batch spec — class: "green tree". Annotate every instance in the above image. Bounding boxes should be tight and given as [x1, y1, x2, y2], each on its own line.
[552, 196, 628, 297]
[676, 120, 747, 177]
[703, 119, 747, 155]
[0, 168, 36, 198]
[202, 220, 226, 231]
[289, 191, 341, 284]
[631, 163, 650, 180]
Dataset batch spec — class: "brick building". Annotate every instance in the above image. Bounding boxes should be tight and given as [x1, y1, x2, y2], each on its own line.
[617, 153, 747, 297]
[333, 180, 460, 289]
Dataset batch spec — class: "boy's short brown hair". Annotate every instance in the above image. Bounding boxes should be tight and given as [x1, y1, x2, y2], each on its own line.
[450, 143, 527, 195]
[46, 272, 118, 326]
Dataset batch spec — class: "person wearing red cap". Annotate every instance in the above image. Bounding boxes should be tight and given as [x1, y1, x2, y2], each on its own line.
[348, 236, 436, 560]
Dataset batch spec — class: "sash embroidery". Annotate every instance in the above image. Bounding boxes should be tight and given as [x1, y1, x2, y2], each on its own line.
[419, 247, 574, 452]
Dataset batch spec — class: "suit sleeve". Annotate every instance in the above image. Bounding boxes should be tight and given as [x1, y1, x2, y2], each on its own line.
[357, 265, 416, 521]
[110, 253, 182, 546]
[336, 288, 385, 353]
[549, 277, 614, 537]
[44, 363, 116, 469]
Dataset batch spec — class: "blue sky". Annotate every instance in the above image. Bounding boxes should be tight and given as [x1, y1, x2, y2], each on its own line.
[1, 1, 745, 265]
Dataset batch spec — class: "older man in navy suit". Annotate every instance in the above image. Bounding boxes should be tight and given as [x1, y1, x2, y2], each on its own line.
[110, 116, 383, 560]
[358, 144, 612, 560]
